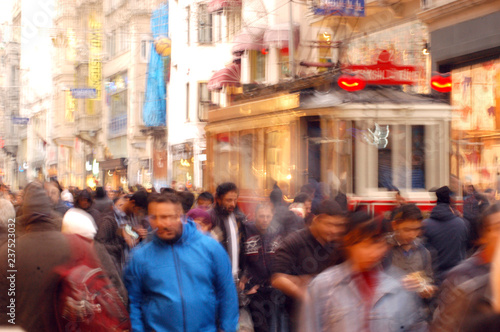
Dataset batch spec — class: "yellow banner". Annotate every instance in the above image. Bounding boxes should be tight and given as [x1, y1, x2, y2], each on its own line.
[89, 16, 102, 114]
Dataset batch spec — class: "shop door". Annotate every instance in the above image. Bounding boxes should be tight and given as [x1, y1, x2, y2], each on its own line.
[304, 116, 322, 183]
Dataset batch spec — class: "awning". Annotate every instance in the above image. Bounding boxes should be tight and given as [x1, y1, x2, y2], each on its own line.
[231, 27, 266, 54]
[208, 0, 242, 12]
[264, 23, 300, 50]
[208, 63, 241, 91]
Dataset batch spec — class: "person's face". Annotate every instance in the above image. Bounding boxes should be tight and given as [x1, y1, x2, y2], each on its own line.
[193, 218, 212, 233]
[466, 185, 474, 195]
[218, 191, 238, 214]
[255, 207, 273, 233]
[313, 215, 346, 243]
[392, 220, 422, 245]
[197, 198, 212, 210]
[78, 198, 91, 210]
[347, 238, 389, 272]
[46, 184, 60, 205]
[304, 200, 312, 215]
[114, 197, 127, 212]
[149, 202, 183, 241]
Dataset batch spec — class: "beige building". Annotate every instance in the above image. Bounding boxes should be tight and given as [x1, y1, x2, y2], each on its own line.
[51, 0, 162, 190]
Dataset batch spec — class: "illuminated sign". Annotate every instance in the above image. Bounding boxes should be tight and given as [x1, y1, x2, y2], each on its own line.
[431, 74, 452, 93]
[89, 16, 102, 112]
[344, 50, 418, 86]
[92, 159, 99, 176]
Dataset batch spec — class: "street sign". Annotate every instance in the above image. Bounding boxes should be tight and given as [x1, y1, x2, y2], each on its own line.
[12, 117, 29, 125]
[71, 88, 97, 99]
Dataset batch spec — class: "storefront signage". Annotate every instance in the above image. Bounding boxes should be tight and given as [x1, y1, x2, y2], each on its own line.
[71, 88, 97, 99]
[311, 0, 365, 17]
[171, 143, 193, 161]
[337, 74, 366, 92]
[431, 74, 452, 93]
[11, 117, 29, 125]
[344, 50, 418, 85]
[89, 16, 102, 103]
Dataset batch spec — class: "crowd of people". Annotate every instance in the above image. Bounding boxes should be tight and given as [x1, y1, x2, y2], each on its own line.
[1, 180, 500, 331]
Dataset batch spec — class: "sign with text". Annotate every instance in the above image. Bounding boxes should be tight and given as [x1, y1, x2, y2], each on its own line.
[312, 0, 365, 17]
[89, 15, 102, 111]
[71, 88, 97, 99]
[344, 50, 418, 85]
[12, 117, 29, 125]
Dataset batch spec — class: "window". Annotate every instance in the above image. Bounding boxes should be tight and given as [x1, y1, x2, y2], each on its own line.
[186, 83, 190, 122]
[119, 26, 129, 52]
[226, 8, 242, 39]
[140, 38, 150, 62]
[107, 30, 116, 57]
[213, 12, 222, 43]
[249, 50, 266, 82]
[198, 4, 212, 44]
[186, 6, 191, 45]
[198, 82, 211, 122]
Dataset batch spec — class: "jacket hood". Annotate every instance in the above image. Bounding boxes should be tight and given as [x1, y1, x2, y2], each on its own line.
[19, 181, 61, 231]
[429, 203, 457, 222]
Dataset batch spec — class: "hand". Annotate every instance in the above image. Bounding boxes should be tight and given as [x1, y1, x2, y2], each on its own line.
[122, 228, 138, 248]
[136, 228, 148, 240]
[402, 276, 422, 292]
[418, 285, 437, 299]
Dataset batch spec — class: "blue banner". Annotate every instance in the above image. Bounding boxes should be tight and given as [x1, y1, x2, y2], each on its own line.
[311, 0, 365, 17]
[143, 2, 169, 127]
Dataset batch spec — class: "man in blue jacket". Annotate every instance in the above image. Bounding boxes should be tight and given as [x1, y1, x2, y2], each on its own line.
[124, 193, 239, 332]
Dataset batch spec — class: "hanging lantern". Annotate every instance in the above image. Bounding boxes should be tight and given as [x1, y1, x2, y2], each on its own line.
[154, 36, 171, 57]
[338, 74, 366, 92]
[431, 74, 452, 93]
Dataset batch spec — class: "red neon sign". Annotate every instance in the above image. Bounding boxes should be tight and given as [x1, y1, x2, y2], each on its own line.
[338, 74, 366, 92]
[344, 50, 418, 85]
[430, 74, 452, 93]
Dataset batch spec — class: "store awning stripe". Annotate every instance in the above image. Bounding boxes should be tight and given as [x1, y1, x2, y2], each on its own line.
[231, 26, 266, 54]
[208, 63, 241, 91]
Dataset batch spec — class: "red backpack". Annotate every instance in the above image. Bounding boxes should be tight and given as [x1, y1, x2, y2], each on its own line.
[54, 235, 131, 332]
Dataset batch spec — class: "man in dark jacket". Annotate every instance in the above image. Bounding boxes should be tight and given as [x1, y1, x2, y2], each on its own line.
[0, 181, 95, 331]
[423, 186, 468, 284]
[209, 182, 247, 282]
[93, 186, 113, 213]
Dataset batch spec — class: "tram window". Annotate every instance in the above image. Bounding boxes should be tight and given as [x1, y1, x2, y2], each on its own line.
[240, 133, 256, 189]
[376, 125, 426, 191]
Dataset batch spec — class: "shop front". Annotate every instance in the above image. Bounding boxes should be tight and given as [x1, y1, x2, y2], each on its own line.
[99, 158, 128, 191]
[171, 142, 194, 190]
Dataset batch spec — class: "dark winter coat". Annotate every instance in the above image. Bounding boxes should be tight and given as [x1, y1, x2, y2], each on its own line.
[423, 203, 468, 283]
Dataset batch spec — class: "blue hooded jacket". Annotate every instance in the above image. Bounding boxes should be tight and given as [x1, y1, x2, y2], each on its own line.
[124, 219, 239, 332]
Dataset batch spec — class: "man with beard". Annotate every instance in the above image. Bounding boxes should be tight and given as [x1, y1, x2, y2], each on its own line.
[209, 182, 248, 282]
[124, 194, 238, 331]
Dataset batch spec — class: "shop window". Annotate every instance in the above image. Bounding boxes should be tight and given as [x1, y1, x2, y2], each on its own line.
[198, 4, 213, 44]
[265, 127, 290, 190]
[240, 132, 257, 189]
[119, 26, 130, 52]
[198, 82, 211, 122]
[249, 50, 266, 83]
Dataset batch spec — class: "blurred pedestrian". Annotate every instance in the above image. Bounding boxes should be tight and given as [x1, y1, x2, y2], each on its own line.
[196, 191, 214, 210]
[293, 192, 313, 225]
[301, 211, 426, 331]
[93, 186, 113, 213]
[242, 203, 286, 332]
[186, 207, 213, 234]
[432, 203, 500, 331]
[178, 190, 195, 214]
[271, 199, 345, 330]
[44, 180, 69, 217]
[0, 182, 94, 330]
[423, 186, 468, 284]
[0, 198, 15, 245]
[124, 193, 238, 331]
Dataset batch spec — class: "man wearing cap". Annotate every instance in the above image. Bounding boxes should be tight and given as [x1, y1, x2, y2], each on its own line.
[271, 199, 346, 330]
[423, 186, 468, 284]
